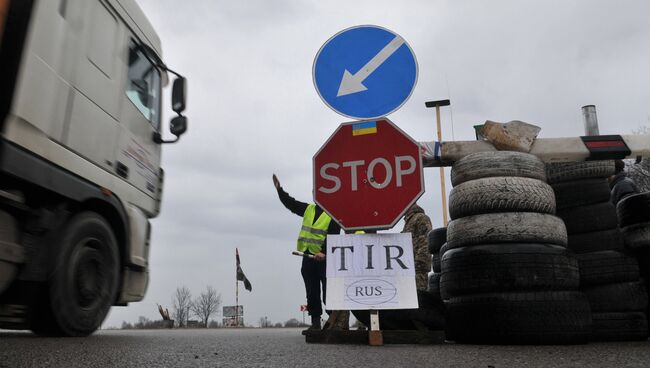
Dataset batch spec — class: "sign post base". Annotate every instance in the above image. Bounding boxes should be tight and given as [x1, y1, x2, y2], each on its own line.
[368, 310, 383, 346]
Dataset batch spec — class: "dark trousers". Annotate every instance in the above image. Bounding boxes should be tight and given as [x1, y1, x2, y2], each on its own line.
[301, 256, 326, 317]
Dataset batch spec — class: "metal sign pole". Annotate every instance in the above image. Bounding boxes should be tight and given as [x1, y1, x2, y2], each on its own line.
[426, 100, 451, 226]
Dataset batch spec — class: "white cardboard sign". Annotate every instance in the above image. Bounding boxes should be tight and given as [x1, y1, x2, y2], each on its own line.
[325, 233, 418, 310]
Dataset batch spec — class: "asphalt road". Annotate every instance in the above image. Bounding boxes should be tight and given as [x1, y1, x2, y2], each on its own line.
[2, 328, 650, 368]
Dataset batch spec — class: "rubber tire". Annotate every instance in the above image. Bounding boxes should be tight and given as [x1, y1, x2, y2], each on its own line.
[635, 251, 650, 274]
[618, 193, 650, 227]
[427, 227, 447, 254]
[440, 244, 579, 299]
[552, 178, 611, 209]
[448, 177, 555, 220]
[622, 222, 650, 250]
[351, 290, 445, 331]
[567, 228, 624, 254]
[591, 312, 648, 342]
[446, 212, 567, 249]
[546, 160, 615, 184]
[440, 242, 450, 258]
[47, 212, 119, 336]
[576, 251, 640, 286]
[445, 291, 591, 344]
[584, 281, 648, 312]
[450, 151, 546, 187]
[428, 272, 441, 300]
[556, 202, 618, 235]
[431, 253, 441, 273]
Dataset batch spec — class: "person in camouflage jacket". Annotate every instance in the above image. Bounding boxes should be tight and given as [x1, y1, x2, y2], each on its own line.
[401, 204, 432, 290]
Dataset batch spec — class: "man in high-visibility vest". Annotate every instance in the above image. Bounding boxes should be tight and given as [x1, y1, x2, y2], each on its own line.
[273, 174, 341, 330]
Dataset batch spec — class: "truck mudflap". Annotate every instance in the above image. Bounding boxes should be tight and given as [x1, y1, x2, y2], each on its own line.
[0, 209, 23, 294]
[0, 303, 28, 329]
[117, 267, 149, 304]
[0, 280, 41, 330]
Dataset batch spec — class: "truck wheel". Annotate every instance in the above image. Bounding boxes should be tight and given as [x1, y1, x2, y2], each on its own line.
[49, 212, 119, 336]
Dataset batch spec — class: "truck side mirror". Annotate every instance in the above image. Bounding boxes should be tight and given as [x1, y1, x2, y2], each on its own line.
[170, 116, 187, 137]
[172, 77, 186, 114]
[152, 116, 187, 144]
[153, 76, 188, 144]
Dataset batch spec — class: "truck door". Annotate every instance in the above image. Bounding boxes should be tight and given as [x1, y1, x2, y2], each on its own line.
[115, 39, 162, 201]
[64, 0, 123, 173]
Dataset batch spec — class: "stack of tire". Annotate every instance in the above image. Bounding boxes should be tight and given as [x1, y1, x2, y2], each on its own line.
[441, 151, 591, 344]
[351, 291, 445, 331]
[427, 227, 446, 302]
[616, 190, 650, 339]
[351, 227, 446, 331]
[350, 229, 447, 331]
[549, 161, 648, 341]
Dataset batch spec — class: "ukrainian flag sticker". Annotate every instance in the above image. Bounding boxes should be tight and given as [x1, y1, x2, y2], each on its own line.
[352, 121, 378, 136]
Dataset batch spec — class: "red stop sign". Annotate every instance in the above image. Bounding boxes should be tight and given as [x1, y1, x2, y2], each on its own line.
[313, 118, 424, 230]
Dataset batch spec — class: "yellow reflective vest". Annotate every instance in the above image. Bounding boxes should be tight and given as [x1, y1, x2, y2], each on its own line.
[297, 204, 332, 254]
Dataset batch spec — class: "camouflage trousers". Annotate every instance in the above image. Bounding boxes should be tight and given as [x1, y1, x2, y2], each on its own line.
[324, 310, 350, 330]
[415, 272, 428, 291]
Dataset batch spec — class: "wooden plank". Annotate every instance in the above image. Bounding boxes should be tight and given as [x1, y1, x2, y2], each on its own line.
[303, 329, 446, 345]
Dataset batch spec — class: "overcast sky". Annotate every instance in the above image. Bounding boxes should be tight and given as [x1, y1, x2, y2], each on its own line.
[104, 0, 650, 328]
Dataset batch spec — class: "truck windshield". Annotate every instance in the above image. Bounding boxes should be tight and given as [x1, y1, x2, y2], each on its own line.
[126, 40, 161, 130]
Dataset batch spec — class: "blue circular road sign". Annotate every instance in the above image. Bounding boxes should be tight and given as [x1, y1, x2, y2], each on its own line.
[313, 25, 418, 120]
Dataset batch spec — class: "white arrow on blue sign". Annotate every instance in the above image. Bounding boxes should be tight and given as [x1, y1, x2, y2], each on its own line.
[313, 25, 418, 120]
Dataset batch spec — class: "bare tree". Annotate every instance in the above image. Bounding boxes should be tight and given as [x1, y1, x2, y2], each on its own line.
[259, 316, 271, 328]
[135, 316, 151, 329]
[172, 286, 192, 327]
[627, 159, 650, 192]
[190, 286, 222, 327]
[284, 318, 302, 328]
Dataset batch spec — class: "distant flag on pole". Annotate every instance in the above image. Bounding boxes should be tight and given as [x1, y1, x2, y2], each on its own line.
[236, 248, 252, 292]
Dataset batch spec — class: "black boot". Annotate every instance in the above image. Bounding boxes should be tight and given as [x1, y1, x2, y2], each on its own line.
[308, 315, 321, 330]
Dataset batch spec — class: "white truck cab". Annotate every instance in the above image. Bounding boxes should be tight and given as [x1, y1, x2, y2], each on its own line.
[0, 0, 187, 336]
